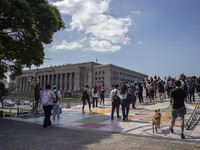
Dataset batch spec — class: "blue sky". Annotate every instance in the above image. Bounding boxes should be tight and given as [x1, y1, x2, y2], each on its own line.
[39, 0, 200, 79]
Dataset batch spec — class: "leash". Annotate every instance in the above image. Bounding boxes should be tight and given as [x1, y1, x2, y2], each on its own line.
[160, 105, 171, 113]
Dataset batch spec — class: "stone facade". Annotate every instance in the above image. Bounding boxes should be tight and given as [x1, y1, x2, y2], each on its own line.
[14, 62, 148, 98]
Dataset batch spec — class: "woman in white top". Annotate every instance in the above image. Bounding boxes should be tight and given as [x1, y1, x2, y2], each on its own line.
[120, 84, 129, 121]
[92, 87, 99, 108]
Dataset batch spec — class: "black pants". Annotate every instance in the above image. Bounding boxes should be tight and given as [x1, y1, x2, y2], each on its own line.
[82, 98, 91, 111]
[111, 104, 120, 119]
[43, 105, 53, 128]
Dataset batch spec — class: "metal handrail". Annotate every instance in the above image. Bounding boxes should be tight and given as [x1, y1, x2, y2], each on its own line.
[186, 96, 200, 130]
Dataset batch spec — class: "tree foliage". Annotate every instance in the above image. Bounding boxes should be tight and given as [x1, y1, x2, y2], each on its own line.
[0, 0, 65, 80]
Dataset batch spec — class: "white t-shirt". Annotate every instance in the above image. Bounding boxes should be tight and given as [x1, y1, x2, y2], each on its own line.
[120, 91, 127, 100]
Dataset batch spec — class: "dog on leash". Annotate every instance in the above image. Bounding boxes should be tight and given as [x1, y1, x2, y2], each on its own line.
[152, 109, 161, 133]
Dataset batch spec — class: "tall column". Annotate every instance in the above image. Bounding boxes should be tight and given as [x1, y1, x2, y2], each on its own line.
[44, 74, 46, 87]
[51, 74, 54, 88]
[60, 73, 63, 90]
[47, 74, 50, 85]
[64, 73, 68, 91]
[25, 77, 28, 91]
[17, 77, 20, 92]
[55, 74, 58, 87]
[69, 72, 72, 91]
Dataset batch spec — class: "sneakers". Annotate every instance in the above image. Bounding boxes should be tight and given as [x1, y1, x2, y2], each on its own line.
[181, 133, 185, 139]
[169, 127, 174, 133]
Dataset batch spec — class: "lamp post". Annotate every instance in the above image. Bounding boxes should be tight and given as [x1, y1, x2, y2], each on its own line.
[28, 72, 39, 113]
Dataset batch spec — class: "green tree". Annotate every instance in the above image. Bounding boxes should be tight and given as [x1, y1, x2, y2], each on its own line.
[0, 0, 65, 80]
[0, 82, 7, 108]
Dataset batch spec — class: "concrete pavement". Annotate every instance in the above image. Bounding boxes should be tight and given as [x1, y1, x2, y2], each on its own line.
[1, 96, 200, 150]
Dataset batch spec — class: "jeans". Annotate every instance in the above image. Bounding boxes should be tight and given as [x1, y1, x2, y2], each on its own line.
[189, 92, 195, 102]
[111, 104, 120, 119]
[53, 104, 60, 119]
[138, 92, 143, 103]
[92, 97, 98, 108]
[121, 99, 130, 120]
[82, 98, 91, 111]
[150, 90, 154, 100]
[43, 105, 53, 128]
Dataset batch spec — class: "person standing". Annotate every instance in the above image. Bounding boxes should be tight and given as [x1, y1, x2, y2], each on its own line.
[52, 85, 62, 120]
[92, 87, 99, 108]
[110, 84, 121, 120]
[158, 81, 164, 100]
[149, 82, 155, 102]
[188, 82, 195, 103]
[41, 84, 56, 129]
[100, 87, 105, 105]
[120, 84, 129, 121]
[169, 80, 187, 139]
[82, 84, 92, 113]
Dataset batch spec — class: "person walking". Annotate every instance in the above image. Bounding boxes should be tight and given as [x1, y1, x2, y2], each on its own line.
[128, 85, 137, 109]
[82, 84, 92, 113]
[169, 80, 187, 139]
[100, 87, 105, 105]
[41, 84, 56, 129]
[110, 84, 121, 120]
[120, 84, 129, 121]
[92, 87, 99, 108]
[52, 85, 62, 120]
[138, 82, 143, 104]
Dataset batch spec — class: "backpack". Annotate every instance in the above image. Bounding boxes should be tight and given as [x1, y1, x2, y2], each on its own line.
[41, 90, 51, 106]
[112, 90, 121, 107]
[126, 92, 134, 104]
[82, 90, 89, 100]
[54, 90, 59, 103]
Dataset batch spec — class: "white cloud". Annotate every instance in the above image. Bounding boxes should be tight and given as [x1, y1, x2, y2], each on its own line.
[131, 11, 141, 15]
[53, 0, 132, 52]
[52, 40, 83, 50]
[137, 41, 142, 45]
[89, 39, 121, 52]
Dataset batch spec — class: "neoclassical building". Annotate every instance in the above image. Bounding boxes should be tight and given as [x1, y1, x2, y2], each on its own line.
[14, 62, 148, 97]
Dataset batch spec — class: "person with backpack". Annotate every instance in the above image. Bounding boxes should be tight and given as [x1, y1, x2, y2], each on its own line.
[41, 84, 56, 129]
[52, 85, 62, 120]
[82, 84, 92, 113]
[128, 85, 137, 109]
[110, 84, 121, 120]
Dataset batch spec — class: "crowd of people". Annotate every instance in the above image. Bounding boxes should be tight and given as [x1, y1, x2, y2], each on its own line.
[38, 73, 199, 138]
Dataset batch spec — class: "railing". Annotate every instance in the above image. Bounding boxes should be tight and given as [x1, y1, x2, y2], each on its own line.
[186, 96, 200, 130]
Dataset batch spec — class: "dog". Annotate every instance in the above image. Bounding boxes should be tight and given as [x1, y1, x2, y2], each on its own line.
[152, 109, 161, 133]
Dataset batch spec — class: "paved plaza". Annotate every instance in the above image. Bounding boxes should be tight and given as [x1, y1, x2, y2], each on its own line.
[2, 96, 200, 146]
